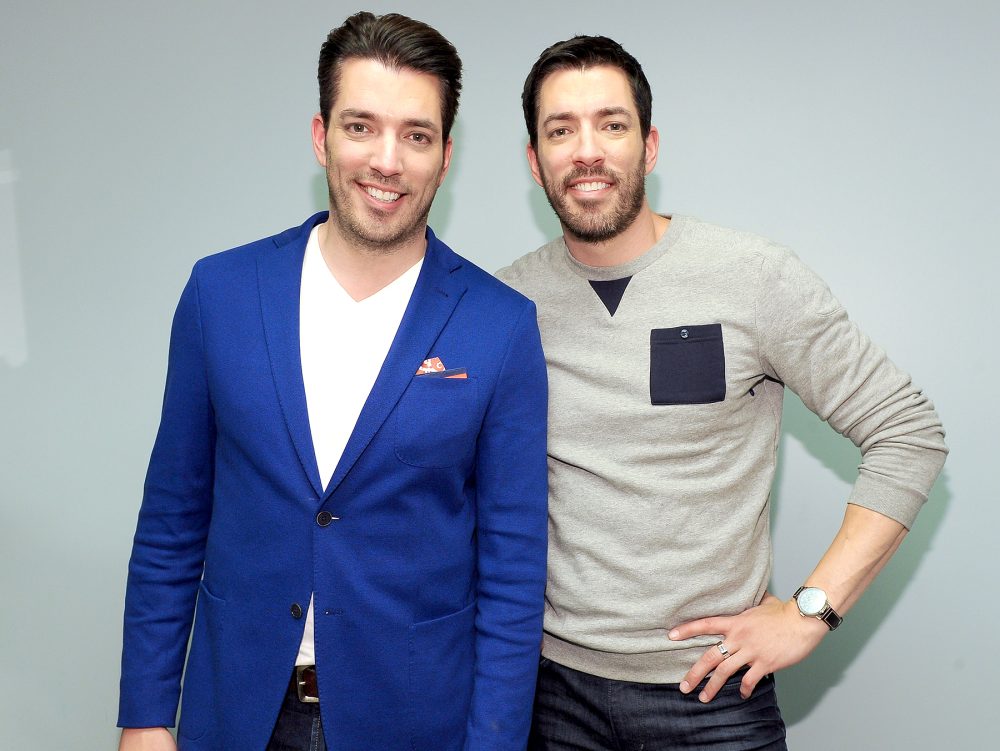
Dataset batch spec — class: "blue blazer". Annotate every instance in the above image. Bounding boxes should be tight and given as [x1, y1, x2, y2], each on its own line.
[118, 213, 548, 750]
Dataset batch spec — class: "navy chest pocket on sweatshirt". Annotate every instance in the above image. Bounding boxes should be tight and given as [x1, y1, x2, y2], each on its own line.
[649, 324, 726, 405]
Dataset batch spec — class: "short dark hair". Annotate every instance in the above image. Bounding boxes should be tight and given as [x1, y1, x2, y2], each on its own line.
[318, 12, 463, 141]
[521, 35, 652, 149]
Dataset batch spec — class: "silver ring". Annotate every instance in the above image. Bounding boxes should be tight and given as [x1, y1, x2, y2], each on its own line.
[717, 643, 731, 659]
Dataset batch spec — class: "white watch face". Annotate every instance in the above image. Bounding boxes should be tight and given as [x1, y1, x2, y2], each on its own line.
[797, 587, 827, 616]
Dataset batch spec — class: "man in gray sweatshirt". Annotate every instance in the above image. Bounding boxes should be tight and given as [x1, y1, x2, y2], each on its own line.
[497, 35, 947, 750]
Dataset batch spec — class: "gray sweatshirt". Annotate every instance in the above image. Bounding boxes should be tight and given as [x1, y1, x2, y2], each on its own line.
[496, 215, 947, 683]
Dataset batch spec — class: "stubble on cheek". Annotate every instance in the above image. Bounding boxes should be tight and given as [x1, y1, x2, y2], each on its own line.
[539, 155, 646, 243]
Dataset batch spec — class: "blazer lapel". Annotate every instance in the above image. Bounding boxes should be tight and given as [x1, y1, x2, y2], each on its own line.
[257, 212, 327, 498]
[323, 228, 467, 499]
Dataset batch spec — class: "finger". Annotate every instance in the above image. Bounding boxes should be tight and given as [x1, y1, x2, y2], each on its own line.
[679, 643, 729, 694]
[668, 616, 728, 641]
[739, 664, 769, 700]
[698, 654, 743, 703]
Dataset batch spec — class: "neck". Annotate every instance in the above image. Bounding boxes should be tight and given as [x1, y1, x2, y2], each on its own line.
[564, 204, 670, 268]
[317, 218, 426, 301]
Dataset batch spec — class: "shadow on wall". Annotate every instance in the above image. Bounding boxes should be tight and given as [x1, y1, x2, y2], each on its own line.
[312, 171, 326, 215]
[427, 119, 462, 237]
[771, 395, 952, 725]
[526, 185, 560, 242]
[1, 149, 28, 368]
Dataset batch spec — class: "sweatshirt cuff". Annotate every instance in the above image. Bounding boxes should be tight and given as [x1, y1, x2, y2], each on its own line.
[847, 471, 929, 529]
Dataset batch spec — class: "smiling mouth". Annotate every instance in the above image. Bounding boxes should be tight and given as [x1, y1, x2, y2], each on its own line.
[363, 185, 402, 203]
[571, 181, 612, 193]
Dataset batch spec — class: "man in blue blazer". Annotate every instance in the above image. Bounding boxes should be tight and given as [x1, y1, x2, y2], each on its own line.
[117, 12, 548, 751]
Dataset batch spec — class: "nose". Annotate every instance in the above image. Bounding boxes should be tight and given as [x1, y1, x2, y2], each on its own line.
[572, 125, 604, 168]
[369, 133, 402, 177]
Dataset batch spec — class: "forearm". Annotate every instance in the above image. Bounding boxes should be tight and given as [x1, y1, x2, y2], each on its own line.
[671, 502, 911, 701]
[797, 502, 907, 615]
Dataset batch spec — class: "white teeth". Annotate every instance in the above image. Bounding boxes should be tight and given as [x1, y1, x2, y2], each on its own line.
[574, 182, 611, 192]
[364, 186, 401, 202]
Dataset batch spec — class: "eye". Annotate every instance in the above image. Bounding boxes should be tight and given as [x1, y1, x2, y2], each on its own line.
[606, 122, 626, 133]
[346, 122, 370, 135]
[408, 132, 431, 145]
[549, 127, 570, 139]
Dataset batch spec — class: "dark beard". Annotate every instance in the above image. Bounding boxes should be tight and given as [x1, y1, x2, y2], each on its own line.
[539, 157, 646, 243]
[325, 168, 432, 255]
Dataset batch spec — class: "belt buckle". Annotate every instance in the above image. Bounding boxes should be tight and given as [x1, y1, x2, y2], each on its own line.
[295, 665, 319, 703]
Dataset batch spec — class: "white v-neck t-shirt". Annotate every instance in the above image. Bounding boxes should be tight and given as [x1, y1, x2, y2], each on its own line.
[295, 225, 422, 665]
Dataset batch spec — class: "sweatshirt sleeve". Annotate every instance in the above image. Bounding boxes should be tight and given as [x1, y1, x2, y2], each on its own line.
[756, 247, 947, 528]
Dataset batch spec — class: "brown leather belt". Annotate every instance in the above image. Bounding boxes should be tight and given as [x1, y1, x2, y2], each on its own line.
[294, 665, 319, 703]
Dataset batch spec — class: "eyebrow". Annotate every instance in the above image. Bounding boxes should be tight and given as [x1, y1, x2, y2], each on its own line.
[338, 108, 376, 122]
[337, 109, 440, 133]
[402, 118, 439, 133]
[541, 106, 634, 130]
[595, 106, 633, 121]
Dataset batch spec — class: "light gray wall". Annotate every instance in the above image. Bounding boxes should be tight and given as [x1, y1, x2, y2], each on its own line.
[1, 1, 994, 747]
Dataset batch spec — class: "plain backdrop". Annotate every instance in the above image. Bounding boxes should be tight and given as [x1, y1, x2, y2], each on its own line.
[1, 1, 995, 748]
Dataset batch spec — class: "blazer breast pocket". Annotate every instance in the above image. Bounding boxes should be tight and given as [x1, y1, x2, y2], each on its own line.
[649, 324, 726, 405]
[395, 376, 480, 468]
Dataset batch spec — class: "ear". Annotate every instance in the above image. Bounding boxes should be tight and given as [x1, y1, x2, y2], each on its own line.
[311, 113, 328, 167]
[644, 125, 660, 175]
[437, 137, 454, 185]
[526, 142, 544, 188]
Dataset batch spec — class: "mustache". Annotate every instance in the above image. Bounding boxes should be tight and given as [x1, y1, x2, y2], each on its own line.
[358, 172, 406, 190]
[562, 166, 618, 188]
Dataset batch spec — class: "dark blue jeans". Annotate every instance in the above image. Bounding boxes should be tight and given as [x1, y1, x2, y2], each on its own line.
[529, 657, 787, 751]
[266, 677, 327, 751]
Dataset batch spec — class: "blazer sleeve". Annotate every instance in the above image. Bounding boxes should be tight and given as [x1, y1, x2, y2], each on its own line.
[118, 268, 216, 727]
[464, 300, 549, 751]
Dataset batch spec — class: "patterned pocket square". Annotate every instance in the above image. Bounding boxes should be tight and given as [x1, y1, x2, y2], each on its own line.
[416, 358, 467, 378]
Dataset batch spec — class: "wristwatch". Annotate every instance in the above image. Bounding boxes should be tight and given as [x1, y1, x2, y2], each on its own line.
[793, 586, 843, 630]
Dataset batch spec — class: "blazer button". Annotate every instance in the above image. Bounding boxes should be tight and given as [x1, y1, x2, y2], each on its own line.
[290, 603, 303, 619]
[316, 511, 335, 527]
